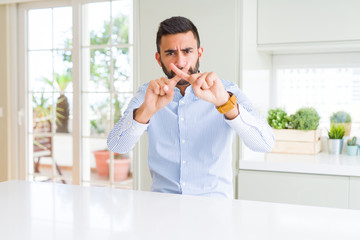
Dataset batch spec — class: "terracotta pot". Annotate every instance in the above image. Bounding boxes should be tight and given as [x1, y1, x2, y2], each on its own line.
[94, 150, 130, 180]
[109, 158, 131, 181]
[94, 150, 111, 176]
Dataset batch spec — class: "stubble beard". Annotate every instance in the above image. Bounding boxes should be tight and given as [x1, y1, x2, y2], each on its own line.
[160, 58, 200, 86]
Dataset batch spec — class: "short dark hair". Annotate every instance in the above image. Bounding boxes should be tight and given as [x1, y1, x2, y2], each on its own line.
[156, 16, 200, 53]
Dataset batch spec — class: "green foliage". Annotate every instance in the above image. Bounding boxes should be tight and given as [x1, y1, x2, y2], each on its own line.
[347, 136, 358, 146]
[330, 111, 352, 123]
[328, 124, 345, 139]
[289, 107, 320, 130]
[267, 108, 289, 129]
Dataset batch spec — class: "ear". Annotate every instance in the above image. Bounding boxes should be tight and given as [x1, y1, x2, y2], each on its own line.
[155, 52, 162, 67]
[198, 47, 204, 63]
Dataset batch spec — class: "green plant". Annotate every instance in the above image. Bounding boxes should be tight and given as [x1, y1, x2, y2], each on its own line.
[328, 124, 345, 139]
[330, 111, 352, 123]
[41, 71, 72, 133]
[347, 136, 357, 146]
[267, 108, 289, 129]
[289, 107, 320, 130]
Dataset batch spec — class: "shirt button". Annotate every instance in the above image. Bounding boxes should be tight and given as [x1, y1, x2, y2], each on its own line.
[128, 122, 131, 125]
[182, 139, 185, 143]
[180, 100, 185, 104]
[182, 160, 186, 164]
[131, 126, 135, 130]
[182, 182, 186, 186]
[180, 117, 184, 121]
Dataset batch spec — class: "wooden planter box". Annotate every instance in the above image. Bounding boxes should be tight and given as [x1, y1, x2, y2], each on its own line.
[271, 129, 321, 155]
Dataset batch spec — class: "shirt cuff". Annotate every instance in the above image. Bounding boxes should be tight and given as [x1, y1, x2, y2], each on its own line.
[122, 109, 149, 136]
[224, 104, 253, 134]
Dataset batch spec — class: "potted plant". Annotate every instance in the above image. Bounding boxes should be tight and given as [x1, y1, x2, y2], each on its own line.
[288, 107, 320, 131]
[330, 111, 352, 136]
[268, 107, 321, 154]
[93, 150, 130, 181]
[267, 108, 289, 129]
[346, 136, 358, 156]
[328, 124, 345, 155]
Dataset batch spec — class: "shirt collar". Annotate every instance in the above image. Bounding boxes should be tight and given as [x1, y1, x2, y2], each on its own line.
[174, 85, 199, 102]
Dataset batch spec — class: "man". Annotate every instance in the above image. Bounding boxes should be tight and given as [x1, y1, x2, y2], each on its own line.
[107, 16, 274, 198]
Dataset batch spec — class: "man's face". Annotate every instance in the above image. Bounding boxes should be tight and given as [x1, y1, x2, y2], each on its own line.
[155, 31, 203, 86]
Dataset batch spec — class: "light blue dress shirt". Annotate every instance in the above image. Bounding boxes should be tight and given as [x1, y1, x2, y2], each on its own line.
[107, 79, 274, 198]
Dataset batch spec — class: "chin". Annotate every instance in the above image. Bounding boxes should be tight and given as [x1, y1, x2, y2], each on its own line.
[177, 80, 190, 86]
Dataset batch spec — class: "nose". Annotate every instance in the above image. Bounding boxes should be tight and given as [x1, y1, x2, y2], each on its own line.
[175, 52, 186, 69]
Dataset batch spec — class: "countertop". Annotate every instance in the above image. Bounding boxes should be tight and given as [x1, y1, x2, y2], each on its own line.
[240, 152, 360, 177]
[1, 180, 360, 239]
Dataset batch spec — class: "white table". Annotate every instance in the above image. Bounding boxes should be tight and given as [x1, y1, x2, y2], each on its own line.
[1, 181, 360, 240]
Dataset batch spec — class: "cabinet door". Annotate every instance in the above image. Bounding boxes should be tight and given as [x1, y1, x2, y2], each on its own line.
[257, 0, 360, 45]
[349, 177, 360, 210]
[238, 170, 349, 208]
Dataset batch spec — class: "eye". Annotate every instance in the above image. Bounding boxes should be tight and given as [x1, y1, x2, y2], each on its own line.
[166, 52, 175, 56]
[185, 49, 191, 54]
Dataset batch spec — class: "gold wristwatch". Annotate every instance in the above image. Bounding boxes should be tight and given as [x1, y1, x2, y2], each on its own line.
[216, 92, 237, 114]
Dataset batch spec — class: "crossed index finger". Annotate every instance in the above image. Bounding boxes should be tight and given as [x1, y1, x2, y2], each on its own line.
[167, 62, 191, 88]
[170, 63, 190, 81]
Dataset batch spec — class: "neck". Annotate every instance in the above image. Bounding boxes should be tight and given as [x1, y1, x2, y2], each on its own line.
[176, 84, 190, 96]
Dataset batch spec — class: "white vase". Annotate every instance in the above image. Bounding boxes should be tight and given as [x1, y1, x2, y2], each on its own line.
[328, 139, 343, 155]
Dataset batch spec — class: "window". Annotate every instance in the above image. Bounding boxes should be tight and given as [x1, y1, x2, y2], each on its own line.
[273, 53, 360, 137]
[19, 0, 134, 187]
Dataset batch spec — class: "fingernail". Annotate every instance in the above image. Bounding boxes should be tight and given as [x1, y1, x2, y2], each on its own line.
[164, 85, 169, 91]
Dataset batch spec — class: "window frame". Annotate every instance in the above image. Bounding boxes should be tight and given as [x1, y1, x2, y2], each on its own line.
[17, 0, 139, 186]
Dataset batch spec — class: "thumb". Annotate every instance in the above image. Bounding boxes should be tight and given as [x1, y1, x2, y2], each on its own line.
[163, 84, 174, 96]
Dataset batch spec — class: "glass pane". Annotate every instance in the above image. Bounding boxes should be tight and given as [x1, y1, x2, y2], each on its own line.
[53, 135, 73, 180]
[29, 51, 53, 92]
[112, 0, 132, 45]
[55, 93, 73, 133]
[112, 150, 132, 184]
[53, 7, 73, 49]
[113, 47, 132, 92]
[54, 50, 73, 92]
[32, 93, 53, 133]
[32, 134, 53, 181]
[113, 93, 132, 125]
[82, 137, 109, 183]
[83, 2, 110, 46]
[28, 9, 52, 50]
[83, 93, 110, 137]
[276, 67, 360, 137]
[83, 48, 111, 92]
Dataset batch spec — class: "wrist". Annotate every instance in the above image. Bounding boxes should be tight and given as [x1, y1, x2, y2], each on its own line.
[216, 92, 237, 114]
[134, 104, 155, 124]
[215, 91, 231, 107]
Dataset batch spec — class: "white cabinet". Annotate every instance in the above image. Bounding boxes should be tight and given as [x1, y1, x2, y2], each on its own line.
[257, 0, 360, 46]
[349, 177, 360, 210]
[238, 170, 349, 208]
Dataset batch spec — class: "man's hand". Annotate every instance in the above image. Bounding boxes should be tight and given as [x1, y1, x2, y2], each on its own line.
[134, 62, 191, 124]
[170, 63, 229, 107]
[170, 63, 239, 120]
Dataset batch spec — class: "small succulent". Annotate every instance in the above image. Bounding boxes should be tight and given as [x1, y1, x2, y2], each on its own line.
[289, 107, 320, 130]
[267, 108, 289, 129]
[347, 136, 358, 146]
[328, 124, 345, 139]
[330, 111, 352, 124]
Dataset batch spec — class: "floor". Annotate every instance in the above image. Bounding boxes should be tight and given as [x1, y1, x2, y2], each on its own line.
[31, 164, 134, 189]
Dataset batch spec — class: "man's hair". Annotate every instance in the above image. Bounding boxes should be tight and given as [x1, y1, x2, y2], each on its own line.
[156, 16, 200, 53]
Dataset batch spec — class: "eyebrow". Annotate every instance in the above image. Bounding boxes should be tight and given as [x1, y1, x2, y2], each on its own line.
[164, 47, 194, 53]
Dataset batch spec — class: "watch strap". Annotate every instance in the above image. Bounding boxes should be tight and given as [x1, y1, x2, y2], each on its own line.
[216, 93, 237, 114]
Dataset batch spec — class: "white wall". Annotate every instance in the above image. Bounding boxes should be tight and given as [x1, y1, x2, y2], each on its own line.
[0, 5, 9, 182]
[136, 0, 241, 191]
[240, 0, 272, 161]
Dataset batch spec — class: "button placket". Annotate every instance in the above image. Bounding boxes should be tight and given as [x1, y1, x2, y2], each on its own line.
[178, 98, 188, 193]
